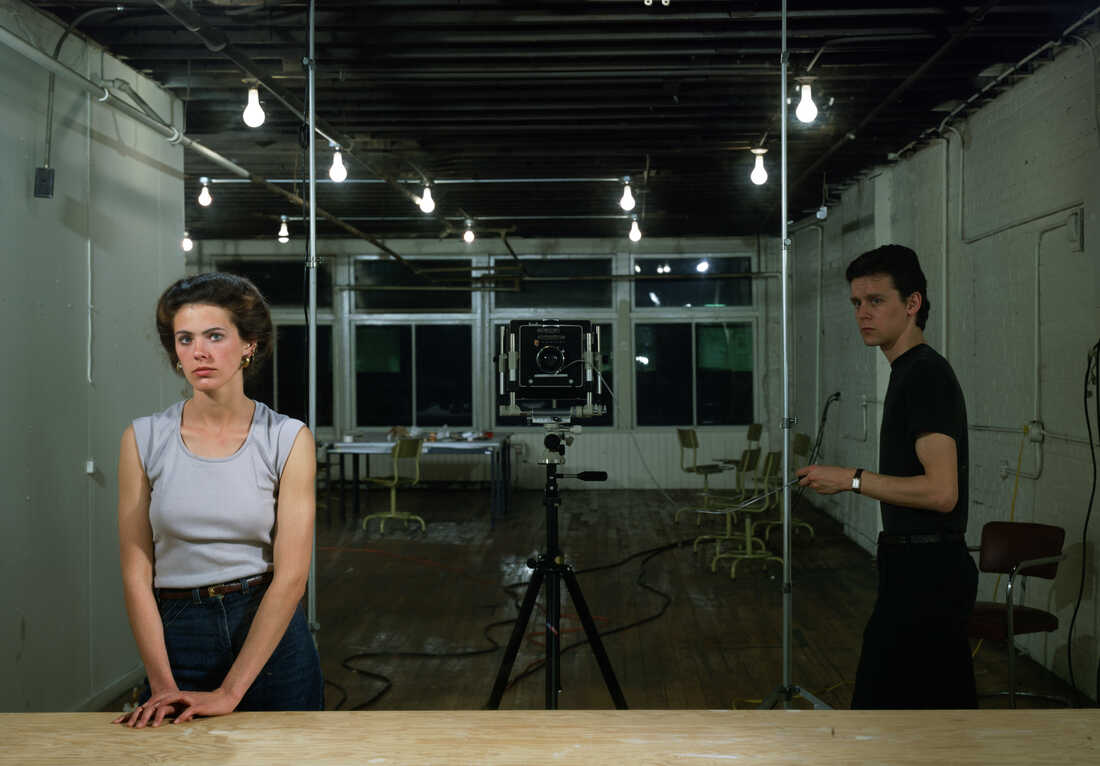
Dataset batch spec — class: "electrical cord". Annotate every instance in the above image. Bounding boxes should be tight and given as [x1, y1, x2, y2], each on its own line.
[1066, 338, 1100, 706]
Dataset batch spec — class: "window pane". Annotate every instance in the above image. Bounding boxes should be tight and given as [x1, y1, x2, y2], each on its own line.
[696, 323, 753, 425]
[496, 323, 614, 427]
[270, 325, 334, 427]
[494, 258, 612, 308]
[355, 259, 471, 312]
[356, 325, 412, 425]
[218, 260, 333, 309]
[634, 256, 752, 308]
[635, 323, 692, 426]
[416, 325, 473, 427]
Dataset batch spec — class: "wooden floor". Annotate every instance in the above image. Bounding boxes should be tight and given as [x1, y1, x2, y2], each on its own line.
[311, 485, 1082, 711]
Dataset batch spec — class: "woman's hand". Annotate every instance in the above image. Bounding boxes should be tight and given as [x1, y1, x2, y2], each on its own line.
[111, 687, 241, 727]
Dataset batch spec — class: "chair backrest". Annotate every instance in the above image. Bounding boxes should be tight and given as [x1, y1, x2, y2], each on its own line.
[740, 447, 761, 473]
[792, 432, 811, 459]
[746, 423, 762, 445]
[978, 521, 1065, 579]
[760, 450, 782, 480]
[391, 438, 424, 482]
[677, 428, 700, 472]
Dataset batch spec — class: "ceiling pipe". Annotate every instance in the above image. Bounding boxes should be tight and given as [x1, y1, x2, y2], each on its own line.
[791, 0, 1003, 193]
[152, 0, 437, 216]
[0, 21, 414, 269]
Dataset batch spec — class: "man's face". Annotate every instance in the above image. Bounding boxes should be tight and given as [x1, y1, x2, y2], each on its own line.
[849, 273, 918, 349]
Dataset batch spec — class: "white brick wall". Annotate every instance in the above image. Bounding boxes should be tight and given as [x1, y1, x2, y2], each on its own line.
[793, 33, 1100, 700]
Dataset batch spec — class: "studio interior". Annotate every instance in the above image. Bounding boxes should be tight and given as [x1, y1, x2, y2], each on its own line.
[3, 0, 1100, 759]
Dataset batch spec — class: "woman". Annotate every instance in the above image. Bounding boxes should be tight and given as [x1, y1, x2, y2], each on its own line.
[113, 273, 322, 728]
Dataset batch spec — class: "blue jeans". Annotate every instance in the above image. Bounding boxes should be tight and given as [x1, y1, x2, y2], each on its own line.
[142, 577, 323, 711]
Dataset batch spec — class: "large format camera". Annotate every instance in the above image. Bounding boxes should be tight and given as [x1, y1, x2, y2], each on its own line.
[496, 320, 606, 420]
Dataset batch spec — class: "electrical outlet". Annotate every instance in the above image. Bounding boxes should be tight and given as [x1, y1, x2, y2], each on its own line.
[1067, 210, 1083, 252]
[34, 167, 55, 199]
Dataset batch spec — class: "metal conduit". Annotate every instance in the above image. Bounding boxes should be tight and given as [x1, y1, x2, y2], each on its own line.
[0, 21, 417, 271]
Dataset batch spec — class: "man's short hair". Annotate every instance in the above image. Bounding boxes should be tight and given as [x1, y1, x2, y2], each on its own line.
[845, 244, 930, 329]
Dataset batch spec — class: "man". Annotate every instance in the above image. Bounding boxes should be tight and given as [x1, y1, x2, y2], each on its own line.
[796, 244, 977, 709]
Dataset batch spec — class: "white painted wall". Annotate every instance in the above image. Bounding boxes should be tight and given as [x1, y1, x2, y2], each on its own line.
[0, 0, 184, 711]
[791, 34, 1100, 699]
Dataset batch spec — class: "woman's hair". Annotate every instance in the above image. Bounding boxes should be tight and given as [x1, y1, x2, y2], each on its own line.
[155, 272, 273, 378]
[845, 244, 931, 329]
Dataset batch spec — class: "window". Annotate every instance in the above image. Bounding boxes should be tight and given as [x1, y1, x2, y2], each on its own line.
[355, 326, 412, 426]
[495, 323, 614, 427]
[493, 258, 613, 308]
[219, 260, 333, 309]
[355, 259, 471, 312]
[416, 325, 472, 426]
[245, 325, 334, 427]
[634, 324, 692, 426]
[635, 322, 753, 426]
[355, 324, 473, 427]
[634, 256, 752, 309]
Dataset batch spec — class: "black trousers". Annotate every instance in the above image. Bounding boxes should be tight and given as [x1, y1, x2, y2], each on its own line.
[851, 540, 979, 709]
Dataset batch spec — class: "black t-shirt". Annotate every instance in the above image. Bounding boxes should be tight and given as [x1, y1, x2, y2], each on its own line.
[879, 343, 968, 535]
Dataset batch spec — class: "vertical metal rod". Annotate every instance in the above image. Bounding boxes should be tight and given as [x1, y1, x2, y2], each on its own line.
[780, 0, 793, 708]
[306, 0, 319, 635]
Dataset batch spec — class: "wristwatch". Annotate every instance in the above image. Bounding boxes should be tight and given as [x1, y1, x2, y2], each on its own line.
[852, 468, 864, 494]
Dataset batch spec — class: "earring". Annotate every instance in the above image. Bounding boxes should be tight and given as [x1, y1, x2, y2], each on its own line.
[242, 352, 254, 369]
[176, 360, 182, 371]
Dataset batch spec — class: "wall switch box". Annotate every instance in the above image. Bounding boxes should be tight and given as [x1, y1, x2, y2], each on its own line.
[34, 167, 55, 198]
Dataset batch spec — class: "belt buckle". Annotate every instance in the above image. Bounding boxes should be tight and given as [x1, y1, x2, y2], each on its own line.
[208, 585, 218, 598]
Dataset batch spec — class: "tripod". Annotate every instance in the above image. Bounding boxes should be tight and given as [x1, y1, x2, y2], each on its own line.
[486, 431, 628, 709]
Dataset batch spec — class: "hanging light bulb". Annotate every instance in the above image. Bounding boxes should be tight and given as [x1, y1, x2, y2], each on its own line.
[749, 148, 768, 185]
[328, 148, 347, 183]
[795, 82, 818, 124]
[619, 179, 636, 211]
[180, 231, 193, 253]
[242, 86, 265, 128]
[418, 185, 435, 213]
[277, 215, 289, 244]
[197, 177, 213, 207]
[628, 217, 642, 242]
[463, 219, 475, 244]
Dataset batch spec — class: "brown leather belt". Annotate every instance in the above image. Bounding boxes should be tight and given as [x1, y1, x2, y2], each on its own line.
[158, 571, 273, 600]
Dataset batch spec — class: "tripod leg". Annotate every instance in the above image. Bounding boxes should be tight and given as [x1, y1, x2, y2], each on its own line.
[561, 568, 629, 709]
[486, 568, 544, 709]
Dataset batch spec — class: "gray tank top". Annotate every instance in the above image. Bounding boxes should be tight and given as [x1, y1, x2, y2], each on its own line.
[132, 400, 306, 588]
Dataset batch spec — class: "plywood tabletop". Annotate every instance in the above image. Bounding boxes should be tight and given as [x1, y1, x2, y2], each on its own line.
[1, 709, 1096, 765]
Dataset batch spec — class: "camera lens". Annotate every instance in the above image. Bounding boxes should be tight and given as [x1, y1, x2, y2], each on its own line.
[535, 345, 564, 373]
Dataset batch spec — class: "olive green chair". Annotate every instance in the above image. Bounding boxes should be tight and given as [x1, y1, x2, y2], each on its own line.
[756, 432, 816, 542]
[673, 428, 739, 525]
[710, 449, 784, 580]
[362, 438, 426, 534]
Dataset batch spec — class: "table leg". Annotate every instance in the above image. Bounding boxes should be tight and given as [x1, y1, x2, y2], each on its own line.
[339, 452, 346, 522]
[353, 453, 360, 521]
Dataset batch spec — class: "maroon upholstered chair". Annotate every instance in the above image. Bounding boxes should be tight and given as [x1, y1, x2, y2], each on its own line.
[968, 521, 1066, 708]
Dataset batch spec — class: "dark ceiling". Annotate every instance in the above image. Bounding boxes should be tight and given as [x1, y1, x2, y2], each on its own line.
[31, 1, 1099, 244]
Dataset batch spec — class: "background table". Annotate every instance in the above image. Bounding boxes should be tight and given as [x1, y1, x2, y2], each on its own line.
[325, 434, 512, 523]
[2, 709, 1096, 765]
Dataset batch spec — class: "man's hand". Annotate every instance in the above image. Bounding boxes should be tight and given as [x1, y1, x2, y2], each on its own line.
[796, 464, 857, 495]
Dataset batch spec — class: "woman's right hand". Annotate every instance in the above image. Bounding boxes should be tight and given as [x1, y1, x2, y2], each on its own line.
[111, 685, 184, 728]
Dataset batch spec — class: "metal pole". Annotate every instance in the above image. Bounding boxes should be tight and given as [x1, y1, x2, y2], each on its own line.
[306, 0, 320, 636]
[780, 0, 793, 709]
